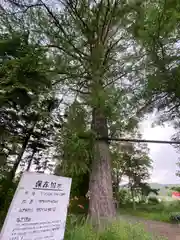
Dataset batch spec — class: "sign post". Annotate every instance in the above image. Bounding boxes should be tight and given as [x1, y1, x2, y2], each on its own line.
[0, 172, 72, 240]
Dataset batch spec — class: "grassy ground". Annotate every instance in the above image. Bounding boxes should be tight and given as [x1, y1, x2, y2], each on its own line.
[63, 200, 180, 239]
[64, 214, 166, 240]
[119, 201, 180, 223]
[119, 208, 170, 222]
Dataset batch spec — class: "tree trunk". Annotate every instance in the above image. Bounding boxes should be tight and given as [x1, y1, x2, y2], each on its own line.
[115, 170, 119, 200]
[9, 135, 29, 180]
[8, 122, 36, 181]
[88, 108, 116, 224]
[26, 121, 45, 172]
[113, 170, 119, 208]
[131, 186, 136, 210]
[0, 129, 33, 214]
[26, 148, 36, 171]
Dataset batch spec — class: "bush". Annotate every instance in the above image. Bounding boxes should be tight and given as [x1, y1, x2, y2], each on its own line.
[169, 212, 180, 224]
[65, 218, 166, 240]
[139, 200, 146, 204]
[0, 178, 17, 227]
[148, 197, 159, 204]
[117, 189, 131, 206]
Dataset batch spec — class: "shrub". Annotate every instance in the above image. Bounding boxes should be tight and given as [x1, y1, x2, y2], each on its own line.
[148, 197, 159, 204]
[169, 212, 180, 224]
[118, 189, 131, 206]
[0, 178, 17, 227]
[139, 200, 146, 204]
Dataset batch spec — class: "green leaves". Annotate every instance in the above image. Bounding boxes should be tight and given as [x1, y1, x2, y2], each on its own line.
[0, 33, 51, 109]
[55, 101, 92, 175]
[111, 135, 152, 202]
[0, 29, 55, 179]
[129, 0, 180, 129]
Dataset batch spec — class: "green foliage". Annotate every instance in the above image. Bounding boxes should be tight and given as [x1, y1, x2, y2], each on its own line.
[69, 196, 89, 215]
[148, 197, 159, 204]
[65, 218, 165, 240]
[0, 177, 18, 226]
[170, 186, 180, 192]
[4, 0, 157, 222]
[55, 101, 93, 175]
[169, 212, 180, 224]
[131, 0, 180, 125]
[65, 223, 97, 240]
[118, 189, 131, 205]
[120, 200, 180, 223]
[0, 33, 51, 109]
[0, 29, 55, 215]
[69, 172, 89, 198]
[141, 183, 159, 196]
[3, 0, 180, 224]
[55, 102, 92, 199]
[120, 207, 170, 223]
[111, 135, 152, 209]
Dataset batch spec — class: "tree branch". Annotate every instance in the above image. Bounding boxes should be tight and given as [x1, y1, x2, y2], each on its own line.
[7, 0, 43, 11]
[103, 72, 128, 88]
[40, 0, 88, 60]
[69, 87, 90, 95]
[101, 0, 119, 44]
[65, 0, 91, 35]
[44, 44, 84, 62]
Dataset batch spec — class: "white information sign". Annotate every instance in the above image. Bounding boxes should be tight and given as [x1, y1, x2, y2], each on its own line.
[0, 172, 72, 240]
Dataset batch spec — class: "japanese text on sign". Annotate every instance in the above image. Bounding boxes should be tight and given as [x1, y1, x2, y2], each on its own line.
[0, 172, 72, 240]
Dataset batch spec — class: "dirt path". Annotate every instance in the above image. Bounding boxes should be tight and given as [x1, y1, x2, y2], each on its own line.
[119, 215, 180, 240]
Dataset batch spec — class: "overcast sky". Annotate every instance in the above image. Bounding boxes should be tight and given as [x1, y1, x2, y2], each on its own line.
[140, 117, 180, 184]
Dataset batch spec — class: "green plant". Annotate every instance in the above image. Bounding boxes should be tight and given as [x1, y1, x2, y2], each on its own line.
[148, 197, 159, 204]
[138, 203, 164, 212]
[66, 214, 87, 229]
[99, 222, 165, 240]
[0, 178, 17, 226]
[169, 212, 180, 224]
[65, 219, 166, 240]
[68, 196, 89, 215]
[119, 201, 180, 223]
[118, 189, 130, 206]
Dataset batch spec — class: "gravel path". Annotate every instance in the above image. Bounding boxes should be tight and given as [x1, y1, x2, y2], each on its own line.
[119, 215, 180, 240]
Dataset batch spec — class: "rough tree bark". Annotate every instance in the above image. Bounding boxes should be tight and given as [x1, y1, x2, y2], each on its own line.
[89, 107, 116, 223]
[130, 184, 136, 210]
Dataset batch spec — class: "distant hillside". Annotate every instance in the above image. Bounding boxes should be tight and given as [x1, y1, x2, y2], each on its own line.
[120, 182, 180, 196]
[149, 183, 180, 196]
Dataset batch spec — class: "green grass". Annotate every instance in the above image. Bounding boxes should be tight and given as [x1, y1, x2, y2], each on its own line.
[119, 208, 170, 222]
[119, 201, 180, 223]
[64, 215, 166, 240]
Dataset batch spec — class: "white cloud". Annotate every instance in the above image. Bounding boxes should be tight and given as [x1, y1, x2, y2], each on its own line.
[140, 119, 180, 184]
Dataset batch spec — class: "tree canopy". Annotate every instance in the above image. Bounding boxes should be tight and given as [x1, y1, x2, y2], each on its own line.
[1, 0, 180, 225]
